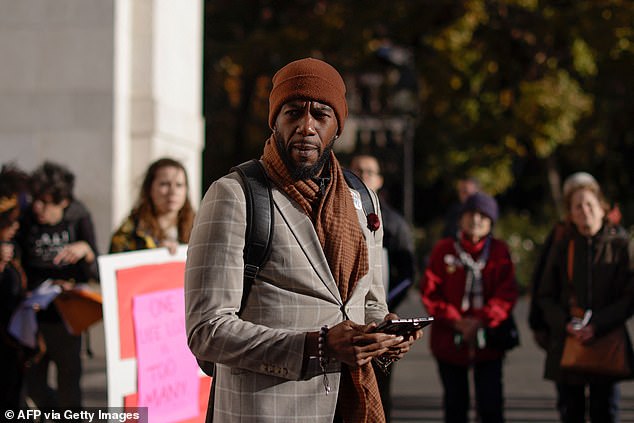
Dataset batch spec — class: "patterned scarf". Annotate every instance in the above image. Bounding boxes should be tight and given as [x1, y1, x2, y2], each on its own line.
[455, 233, 491, 312]
[260, 135, 384, 423]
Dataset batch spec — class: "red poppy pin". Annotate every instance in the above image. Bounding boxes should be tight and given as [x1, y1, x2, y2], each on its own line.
[367, 213, 380, 232]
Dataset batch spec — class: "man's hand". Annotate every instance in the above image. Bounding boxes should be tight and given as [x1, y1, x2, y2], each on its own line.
[377, 313, 423, 361]
[53, 241, 95, 265]
[326, 320, 403, 368]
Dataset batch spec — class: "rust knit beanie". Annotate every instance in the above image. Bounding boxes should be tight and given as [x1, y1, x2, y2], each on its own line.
[268, 57, 348, 135]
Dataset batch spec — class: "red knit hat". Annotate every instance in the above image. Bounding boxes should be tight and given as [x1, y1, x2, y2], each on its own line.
[268, 58, 348, 135]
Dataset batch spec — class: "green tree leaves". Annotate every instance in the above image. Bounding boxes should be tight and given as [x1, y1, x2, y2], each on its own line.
[202, 0, 633, 226]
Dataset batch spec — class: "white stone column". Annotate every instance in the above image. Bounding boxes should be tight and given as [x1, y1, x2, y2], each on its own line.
[0, 0, 204, 254]
[115, 0, 203, 230]
[0, 0, 116, 254]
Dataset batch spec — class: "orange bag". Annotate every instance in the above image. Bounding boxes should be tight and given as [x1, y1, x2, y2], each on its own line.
[54, 288, 103, 335]
[559, 239, 630, 377]
[560, 328, 630, 377]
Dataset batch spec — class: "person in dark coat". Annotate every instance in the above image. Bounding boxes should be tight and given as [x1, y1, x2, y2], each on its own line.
[529, 172, 624, 421]
[537, 177, 634, 423]
[17, 161, 99, 408]
[0, 164, 29, 409]
[349, 154, 416, 311]
[529, 172, 602, 349]
[350, 154, 417, 422]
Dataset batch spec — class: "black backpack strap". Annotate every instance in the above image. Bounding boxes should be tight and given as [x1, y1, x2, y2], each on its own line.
[230, 159, 274, 314]
[204, 365, 216, 422]
[197, 160, 274, 380]
[343, 168, 376, 216]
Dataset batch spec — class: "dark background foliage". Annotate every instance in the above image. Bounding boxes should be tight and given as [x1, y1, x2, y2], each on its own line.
[202, 0, 633, 288]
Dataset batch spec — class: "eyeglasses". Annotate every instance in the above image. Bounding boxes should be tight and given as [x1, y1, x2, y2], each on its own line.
[353, 169, 380, 177]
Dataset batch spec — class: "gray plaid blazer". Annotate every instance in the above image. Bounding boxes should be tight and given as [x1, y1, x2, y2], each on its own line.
[185, 169, 388, 422]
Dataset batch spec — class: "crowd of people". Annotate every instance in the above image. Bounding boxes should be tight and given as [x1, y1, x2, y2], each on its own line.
[0, 157, 196, 411]
[1, 57, 632, 423]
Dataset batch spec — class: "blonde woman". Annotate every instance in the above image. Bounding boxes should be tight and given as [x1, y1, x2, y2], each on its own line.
[537, 176, 634, 422]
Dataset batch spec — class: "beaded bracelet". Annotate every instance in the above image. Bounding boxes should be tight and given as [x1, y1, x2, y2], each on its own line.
[319, 325, 331, 395]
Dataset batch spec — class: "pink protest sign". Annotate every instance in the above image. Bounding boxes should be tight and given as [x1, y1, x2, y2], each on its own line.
[133, 288, 199, 423]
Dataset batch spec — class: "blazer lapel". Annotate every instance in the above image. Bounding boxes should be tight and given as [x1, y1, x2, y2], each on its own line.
[271, 189, 342, 304]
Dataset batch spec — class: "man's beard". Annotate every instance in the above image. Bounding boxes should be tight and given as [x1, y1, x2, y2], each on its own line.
[274, 132, 336, 180]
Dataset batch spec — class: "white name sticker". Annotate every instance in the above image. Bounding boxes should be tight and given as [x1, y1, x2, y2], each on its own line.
[351, 191, 363, 210]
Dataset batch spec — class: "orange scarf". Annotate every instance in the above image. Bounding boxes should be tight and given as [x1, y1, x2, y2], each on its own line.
[260, 136, 384, 423]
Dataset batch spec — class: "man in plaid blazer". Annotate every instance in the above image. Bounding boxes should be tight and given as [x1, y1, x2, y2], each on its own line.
[185, 58, 421, 423]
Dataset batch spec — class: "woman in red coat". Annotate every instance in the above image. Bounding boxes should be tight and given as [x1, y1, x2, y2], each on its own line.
[421, 192, 518, 423]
